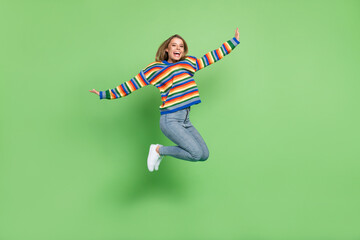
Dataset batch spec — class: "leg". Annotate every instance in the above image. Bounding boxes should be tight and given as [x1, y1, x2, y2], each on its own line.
[159, 108, 206, 161]
[185, 121, 209, 161]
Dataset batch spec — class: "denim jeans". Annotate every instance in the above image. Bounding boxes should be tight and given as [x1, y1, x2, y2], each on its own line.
[159, 107, 209, 161]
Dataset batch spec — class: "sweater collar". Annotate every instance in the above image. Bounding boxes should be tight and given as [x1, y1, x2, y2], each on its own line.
[162, 60, 177, 65]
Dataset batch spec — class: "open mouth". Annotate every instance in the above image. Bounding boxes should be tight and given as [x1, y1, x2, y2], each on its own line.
[174, 52, 181, 57]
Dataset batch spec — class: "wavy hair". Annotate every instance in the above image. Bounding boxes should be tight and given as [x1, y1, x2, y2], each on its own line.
[155, 34, 188, 62]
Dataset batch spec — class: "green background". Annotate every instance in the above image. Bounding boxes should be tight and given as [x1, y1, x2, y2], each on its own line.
[1, 0, 359, 239]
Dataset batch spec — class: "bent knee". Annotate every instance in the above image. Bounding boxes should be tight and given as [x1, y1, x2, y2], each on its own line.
[190, 149, 209, 161]
[199, 149, 209, 161]
[189, 149, 203, 161]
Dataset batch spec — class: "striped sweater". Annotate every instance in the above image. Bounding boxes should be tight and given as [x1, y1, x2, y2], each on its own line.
[99, 37, 240, 114]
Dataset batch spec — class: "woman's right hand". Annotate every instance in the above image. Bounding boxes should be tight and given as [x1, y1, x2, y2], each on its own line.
[89, 89, 100, 96]
[235, 27, 239, 42]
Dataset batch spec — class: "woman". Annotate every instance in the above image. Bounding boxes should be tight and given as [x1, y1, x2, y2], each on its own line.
[90, 28, 240, 172]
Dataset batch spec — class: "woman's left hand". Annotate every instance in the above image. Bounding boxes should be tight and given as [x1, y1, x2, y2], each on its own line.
[235, 27, 240, 41]
[89, 89, 100, 96]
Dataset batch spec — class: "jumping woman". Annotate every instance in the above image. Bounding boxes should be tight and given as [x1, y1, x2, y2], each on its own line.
[90, 28, 240, 172]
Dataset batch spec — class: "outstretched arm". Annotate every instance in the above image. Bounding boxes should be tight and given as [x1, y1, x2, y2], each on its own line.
[89, 70, 150, 100]
[196, 27, 240, 71]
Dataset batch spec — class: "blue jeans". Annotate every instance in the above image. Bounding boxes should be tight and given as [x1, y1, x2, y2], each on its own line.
[159, 107, 209, 161]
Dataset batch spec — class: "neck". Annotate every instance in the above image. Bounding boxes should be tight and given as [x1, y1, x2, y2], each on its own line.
[167, 59, 178, 63]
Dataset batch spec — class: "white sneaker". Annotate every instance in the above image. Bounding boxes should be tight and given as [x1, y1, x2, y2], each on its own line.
[147, 144, 161, 172]
[155, 145, 163, 171]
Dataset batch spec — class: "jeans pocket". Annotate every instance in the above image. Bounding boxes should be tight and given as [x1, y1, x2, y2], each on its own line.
[182, 119, 192, 128]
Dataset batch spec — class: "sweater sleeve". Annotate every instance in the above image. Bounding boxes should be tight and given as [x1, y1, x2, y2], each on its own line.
[99, 69, 150, 100]
[196, 37, 240, 72]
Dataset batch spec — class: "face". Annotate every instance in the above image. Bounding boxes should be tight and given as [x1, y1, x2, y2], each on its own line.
[165, 37, 184, 63]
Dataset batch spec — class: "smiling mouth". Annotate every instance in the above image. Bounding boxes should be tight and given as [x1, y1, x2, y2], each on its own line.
[174, 52, 181, 57]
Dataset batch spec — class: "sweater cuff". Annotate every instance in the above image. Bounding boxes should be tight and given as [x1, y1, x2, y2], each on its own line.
[232, 37, 240, 47]
[99, 91, 105, 99]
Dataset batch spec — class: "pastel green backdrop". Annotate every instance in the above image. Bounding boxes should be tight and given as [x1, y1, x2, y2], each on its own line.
[1, 0, 359, 239]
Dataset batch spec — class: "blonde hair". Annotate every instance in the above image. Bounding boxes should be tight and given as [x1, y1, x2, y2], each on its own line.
[155, 34, 188, 62]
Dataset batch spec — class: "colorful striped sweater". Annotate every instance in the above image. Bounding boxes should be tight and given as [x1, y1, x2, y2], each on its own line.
[99, 37, 240, 114]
